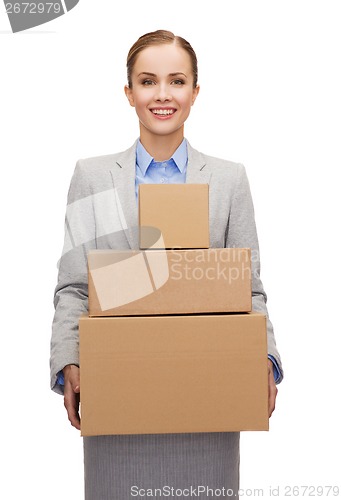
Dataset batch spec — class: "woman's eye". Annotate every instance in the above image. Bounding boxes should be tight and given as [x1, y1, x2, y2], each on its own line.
[172, 79, 185, 85]
[142, 79, 155, 86]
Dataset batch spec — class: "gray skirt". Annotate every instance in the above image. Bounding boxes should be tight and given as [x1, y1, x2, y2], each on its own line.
[84, 431, 240, 499]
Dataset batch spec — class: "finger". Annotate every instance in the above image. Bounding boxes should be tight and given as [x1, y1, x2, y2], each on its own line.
[71, 375, 80, 394]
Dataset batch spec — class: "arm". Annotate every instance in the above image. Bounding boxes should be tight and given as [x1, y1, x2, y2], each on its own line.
[225, 164, 283, 412]
[50, 161, 96, 426]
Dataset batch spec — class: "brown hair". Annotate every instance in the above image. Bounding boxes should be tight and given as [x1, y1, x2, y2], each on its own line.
[126, 30, 198, 88]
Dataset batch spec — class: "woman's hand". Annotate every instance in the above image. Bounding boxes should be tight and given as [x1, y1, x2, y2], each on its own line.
[63, 364, 81, 430]
[268, 359, 278, 418]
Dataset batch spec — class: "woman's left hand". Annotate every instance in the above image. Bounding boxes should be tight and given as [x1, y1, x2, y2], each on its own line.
[268, 359, 278, 417]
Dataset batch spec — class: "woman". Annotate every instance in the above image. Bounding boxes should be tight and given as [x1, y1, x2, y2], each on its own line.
[50, 30, 283, 499]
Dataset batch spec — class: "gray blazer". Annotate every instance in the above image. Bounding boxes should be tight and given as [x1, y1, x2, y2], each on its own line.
[50, 140, 283, 394]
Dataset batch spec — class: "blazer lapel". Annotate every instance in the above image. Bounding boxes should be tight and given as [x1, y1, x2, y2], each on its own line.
[109, 140, 139, 249]
[186, 142, 211, 185]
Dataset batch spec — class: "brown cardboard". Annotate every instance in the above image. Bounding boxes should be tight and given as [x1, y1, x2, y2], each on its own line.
[88, 248, 252, 316]
[79, 312, 268, 436]
[139, 184, 209, 249]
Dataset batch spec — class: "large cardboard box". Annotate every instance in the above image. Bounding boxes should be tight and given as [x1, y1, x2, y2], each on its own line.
[139, 184, 209, 249]
[79, 312, 268, 436]
[88, 248, 252, 316]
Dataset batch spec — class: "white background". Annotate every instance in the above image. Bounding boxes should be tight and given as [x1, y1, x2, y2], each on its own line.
[1, 1, 340, 499]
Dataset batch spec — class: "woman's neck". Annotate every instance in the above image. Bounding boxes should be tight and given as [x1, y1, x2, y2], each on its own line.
[139, 127, 184, 162]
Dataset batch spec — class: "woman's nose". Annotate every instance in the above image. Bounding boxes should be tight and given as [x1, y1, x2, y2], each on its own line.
[154, 83, 172, 102]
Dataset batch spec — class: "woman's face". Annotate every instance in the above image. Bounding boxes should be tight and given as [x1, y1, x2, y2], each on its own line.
[125, 44, 199, 142]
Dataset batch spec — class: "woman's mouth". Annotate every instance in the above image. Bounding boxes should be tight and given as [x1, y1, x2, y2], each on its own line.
[150, 108, 176, 118]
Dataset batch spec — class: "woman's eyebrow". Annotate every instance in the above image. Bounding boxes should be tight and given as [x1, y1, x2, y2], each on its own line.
[137, 72, 187, 78]
[137, 72, 157, 77]
[169, 72, 187, 77]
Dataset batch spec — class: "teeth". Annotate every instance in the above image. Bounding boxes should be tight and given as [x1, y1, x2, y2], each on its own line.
[152, 109, 174, 115]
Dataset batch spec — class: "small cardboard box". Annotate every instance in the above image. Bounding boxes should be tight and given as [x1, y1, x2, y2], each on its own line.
[79, 312, 268, 436]
[88, 248, 252, 316]
[139, 184, 209, 249]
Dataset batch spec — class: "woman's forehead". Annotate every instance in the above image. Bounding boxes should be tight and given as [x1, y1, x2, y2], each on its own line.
[133, 44, 192, 76]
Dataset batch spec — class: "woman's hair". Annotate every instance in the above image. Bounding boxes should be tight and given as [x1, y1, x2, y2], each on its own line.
[126, 30, 198, 89]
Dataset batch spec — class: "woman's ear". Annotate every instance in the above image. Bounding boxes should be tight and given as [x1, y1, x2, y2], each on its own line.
[124, 85, 135, 107]
[191, 85, 200, 105]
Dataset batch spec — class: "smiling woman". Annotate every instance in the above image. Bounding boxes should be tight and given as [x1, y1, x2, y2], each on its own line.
[50, 29, 283, 500]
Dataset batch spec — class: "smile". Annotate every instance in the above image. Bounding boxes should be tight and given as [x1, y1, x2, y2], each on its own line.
[150, 109, 176, 115]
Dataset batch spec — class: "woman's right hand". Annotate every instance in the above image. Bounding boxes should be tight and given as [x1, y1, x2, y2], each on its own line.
[63, 364, 81, 430]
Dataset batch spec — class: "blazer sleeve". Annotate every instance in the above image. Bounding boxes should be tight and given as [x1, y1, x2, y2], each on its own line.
[50, 160, 97, 395]
[225, 164, 284, 383]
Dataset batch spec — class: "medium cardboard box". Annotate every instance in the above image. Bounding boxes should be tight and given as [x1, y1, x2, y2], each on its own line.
[139, 184, 209, 249]
[88, 248, 252, 316]
[79, 312, 268, 436]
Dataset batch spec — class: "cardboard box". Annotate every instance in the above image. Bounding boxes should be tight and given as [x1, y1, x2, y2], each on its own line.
[88, 248, 252, 316]
[139, 184, 209, 249]
[79, 312, 268, 436]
